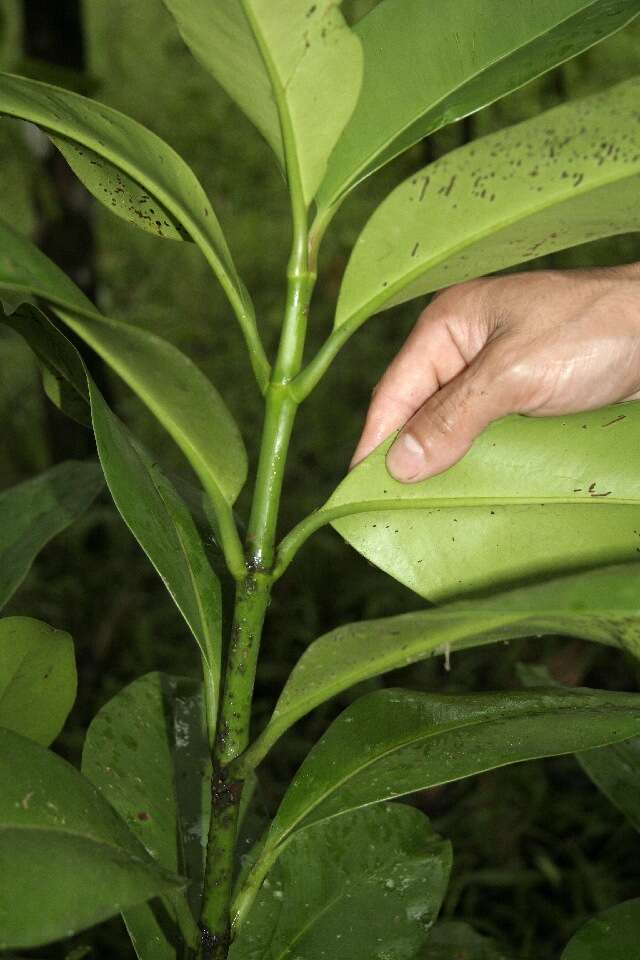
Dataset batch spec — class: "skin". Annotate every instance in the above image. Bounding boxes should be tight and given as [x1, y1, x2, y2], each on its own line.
[351, 263, 640, 482]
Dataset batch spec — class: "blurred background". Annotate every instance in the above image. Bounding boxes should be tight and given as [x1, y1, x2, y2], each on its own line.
[1, 2, 640, 956]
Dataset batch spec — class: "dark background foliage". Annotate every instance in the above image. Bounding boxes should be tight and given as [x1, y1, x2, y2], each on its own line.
[1, 2, 640, 956]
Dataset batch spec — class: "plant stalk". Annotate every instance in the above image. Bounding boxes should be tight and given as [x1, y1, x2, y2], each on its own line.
[199, 200, 316, 955]
[199, 573, 271, 958]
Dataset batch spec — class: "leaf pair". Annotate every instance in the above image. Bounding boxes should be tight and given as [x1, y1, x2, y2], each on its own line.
[0, 219, 247, 511]
[231, 674, 640, 955]
[319, 0, 640, 211]
[161, 0, 640, 217]
[244, 561, 640, 768]
[162, 0, 363, 207]
[3, 303, 225, 731]
[0, 71, 243, 306]
[80, 670, 454, 960]
[0, 69, 272, 385]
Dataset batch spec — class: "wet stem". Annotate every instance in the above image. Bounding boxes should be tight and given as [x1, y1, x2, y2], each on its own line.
[198, 212, 316, 958]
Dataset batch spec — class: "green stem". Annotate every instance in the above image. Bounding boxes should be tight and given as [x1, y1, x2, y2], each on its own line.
[199, 208, 316, 960]
[290, 306, 369, 402]
[199, 573, 272, 957]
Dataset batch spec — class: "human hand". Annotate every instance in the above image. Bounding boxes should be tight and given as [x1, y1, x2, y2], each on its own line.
[351, 264, 640, 483]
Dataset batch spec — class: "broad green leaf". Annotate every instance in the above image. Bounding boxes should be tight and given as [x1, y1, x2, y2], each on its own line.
[163, 0, 362, 205]
[425, 921, 514, 959]
[336, 77, 640, 330]
[0, 460, 103, 610]
[161, 0, 281, 163]
[230, 804, 451, 960]
[561, 899, 640, 959]
[0, 72, 245, 305]
[0, 617, 76, 746]
[327, 402, 640, 601]
[82, 673, 210, 955]
[263, 686, 640, 854]
[0, 218, 248, 507]
[578, 736, 640, 831]
[0, 726, 183, 949]
[245, 563, 640, 767]
[1, 303, 91, 427]
[319, 0, 640, 210]
[89, 381, 222, 717]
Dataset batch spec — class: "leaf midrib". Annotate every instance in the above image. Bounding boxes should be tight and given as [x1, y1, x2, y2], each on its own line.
[269, 698, 640, 849]
[0, 821, 159, 866]
[0, 73, 234, 282]
[336, 154, 639, 330]
[334, 0, 615, 200]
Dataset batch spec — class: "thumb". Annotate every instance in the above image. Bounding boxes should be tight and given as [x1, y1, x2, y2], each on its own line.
[386, 347, 515, 482]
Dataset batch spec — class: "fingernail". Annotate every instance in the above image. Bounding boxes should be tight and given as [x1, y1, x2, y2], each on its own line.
[387, 432, 427, 482]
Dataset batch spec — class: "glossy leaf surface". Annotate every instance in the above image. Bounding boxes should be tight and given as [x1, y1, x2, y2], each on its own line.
[319, 0, 640, 209]
[0, 460, 103, 610]
[578, 736, 640, 831]
[0, 72, 242, 296]
[82, 673, 210, 953]
[561, 899, 640, 959]
[336, 78, 640, 329]
[264, 686, 640, 852]
[0, 617, 76, 746]
[426, 921, 513, 959]
[89, 382, 222, 712]
[0, 727, 183, 948]
[0, 218, 248, 507]
[230, 804, 451, 960]
[163, 0, 362, 204]
[328, 403, 640, 601]
[247, 563, 640, 766]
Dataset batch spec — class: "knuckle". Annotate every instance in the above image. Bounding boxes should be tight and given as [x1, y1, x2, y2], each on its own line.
[425, 400, 459, 441]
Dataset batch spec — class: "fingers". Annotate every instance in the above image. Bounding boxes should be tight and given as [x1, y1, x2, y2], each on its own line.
[350, 292, 484, 468]
[386, 346, 517, 482]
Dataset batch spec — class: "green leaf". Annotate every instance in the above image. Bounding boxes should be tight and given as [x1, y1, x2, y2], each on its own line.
[425, 921, 515, 959]
[319, 0, 640, 210]
[0, 71, 246, 308]
[0, 726, 184, 949]
[121, 902, 178, 960]
[88, 381, 222, 722]
[327, 402, 640, 601]
[161, 0, 281, 163]
[230, 804, 451, 960]
[0, 617, 76, 746]
[0, 460, 103, 611]
[82, 673, 209, 954]
[578, 736, 640, 831]
[1, 303, 91, 427]
[336, 77, 640, 330]
[262, 686, 640, 854]
[163, 0, 362, 205]
[244, 563, 640, 767]
[0, 218, 248, 508]
[561, 899, 640, 959]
